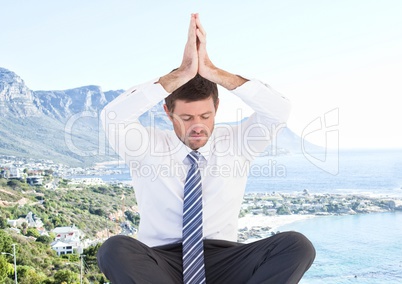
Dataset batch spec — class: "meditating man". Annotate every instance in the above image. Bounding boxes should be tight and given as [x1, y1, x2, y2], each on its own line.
[97, 13, 315, 284]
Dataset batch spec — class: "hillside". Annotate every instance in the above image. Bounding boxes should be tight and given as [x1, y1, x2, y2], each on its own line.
[0, 178, 137, 238]
[0, 177, 137, 283]
[0, 67, 322, 167]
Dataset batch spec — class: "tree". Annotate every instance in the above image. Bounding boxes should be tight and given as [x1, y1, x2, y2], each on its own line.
[36, 235, 53, 244]
[7, 179, 22, 190]
[83, 243, 101, 270]
[53, 269, 79, 284]
[125, 211, 140, 226]
[276, 205, 291, 215]
[16, 265, 46, 284]
[21, 222, 28, 235]
[83, 243, 101, 258]
[89, 207, 107, 218]
[26, 228, 40, 238]
[0, 230, 13, 253]
[0, 256, 14, 283]
[0, 216, 8, 229]
[0, 177, 8, 186]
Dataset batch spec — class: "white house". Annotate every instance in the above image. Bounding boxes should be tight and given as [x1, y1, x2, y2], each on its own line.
[9, 166, 22, 179]
[26, 211, 44, 228]
[7, 212, 45, 231]
[51, 225, 84, 255]
[7, 218, 26, 227]
[69, 178, 104, 186]
[51, 240, 75, 255]
[26, 176, 43, 186]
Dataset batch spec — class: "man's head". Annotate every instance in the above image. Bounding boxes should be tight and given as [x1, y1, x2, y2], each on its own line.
[164, 74, 219, 150]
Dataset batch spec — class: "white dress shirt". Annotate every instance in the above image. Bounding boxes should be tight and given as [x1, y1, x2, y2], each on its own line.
[100, 78, 291, 247]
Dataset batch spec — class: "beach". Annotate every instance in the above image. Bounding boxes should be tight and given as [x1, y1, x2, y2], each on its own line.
[237, 213, 317, 243]
[238, 213, 316, 231]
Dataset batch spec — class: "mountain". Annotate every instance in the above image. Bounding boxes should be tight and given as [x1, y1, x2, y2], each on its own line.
[0, 67, 123, 165]
[0, 67, 320, 166]
[0, 68, 41, 117]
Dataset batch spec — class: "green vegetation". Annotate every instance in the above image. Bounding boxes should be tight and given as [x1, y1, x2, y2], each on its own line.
[0, 177, 137, 283]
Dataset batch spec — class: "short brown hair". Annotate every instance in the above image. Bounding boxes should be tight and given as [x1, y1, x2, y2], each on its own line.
[165, 74, 219, 113]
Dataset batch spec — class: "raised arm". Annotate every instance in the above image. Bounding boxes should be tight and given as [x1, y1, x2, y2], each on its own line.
[195, 13, 248, 90]
[191, 14, 291, 158]
[158, 14, 199, 93]
[101, 14, 202, 160]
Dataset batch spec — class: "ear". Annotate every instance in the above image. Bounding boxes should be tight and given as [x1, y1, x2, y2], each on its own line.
[214, 98, 220, 114]
[163, 104, 173, 122]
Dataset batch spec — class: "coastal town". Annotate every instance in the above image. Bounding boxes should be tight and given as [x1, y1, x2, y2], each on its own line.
[0, 155, 125, 184]
[2, 154, 402, 249]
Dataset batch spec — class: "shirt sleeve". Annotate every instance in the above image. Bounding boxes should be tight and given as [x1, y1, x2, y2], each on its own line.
[230, 79, 292, 159]
[232, 79, 291, 123]
[100, 78, 170, 162]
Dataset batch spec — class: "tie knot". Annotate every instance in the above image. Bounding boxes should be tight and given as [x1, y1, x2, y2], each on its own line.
[187, 151, 201, 165]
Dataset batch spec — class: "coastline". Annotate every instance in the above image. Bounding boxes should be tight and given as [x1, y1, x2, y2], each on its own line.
[238, 213, 316, 232]
[237, 213, 316, 243]
[236, 191, 402, 242]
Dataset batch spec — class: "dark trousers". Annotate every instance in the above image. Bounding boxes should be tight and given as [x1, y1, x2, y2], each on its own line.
[97, 231, 315, 284]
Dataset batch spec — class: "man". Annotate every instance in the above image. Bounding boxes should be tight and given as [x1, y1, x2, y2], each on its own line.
[97, 13, 315, 284]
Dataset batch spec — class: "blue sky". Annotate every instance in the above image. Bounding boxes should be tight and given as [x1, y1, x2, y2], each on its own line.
[1, 0, 402, 149]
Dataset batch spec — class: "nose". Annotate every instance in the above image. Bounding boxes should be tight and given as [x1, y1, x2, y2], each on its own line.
[190, 116, 204, 132]
[191, 124, 204, 134]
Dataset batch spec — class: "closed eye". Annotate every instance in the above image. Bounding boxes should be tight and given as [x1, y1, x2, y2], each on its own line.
[180, 115, 192, 121]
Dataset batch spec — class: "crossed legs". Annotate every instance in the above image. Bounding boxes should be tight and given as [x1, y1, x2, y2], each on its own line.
[97, 231, 315, 284]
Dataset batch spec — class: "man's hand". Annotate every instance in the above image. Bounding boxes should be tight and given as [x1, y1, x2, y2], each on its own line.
[179, 13, 199, 79]
[159, 13, 248, 93]
[158, 14, 198, 93]
[194, 14, 216, 82]
[195, 14, 247, 90]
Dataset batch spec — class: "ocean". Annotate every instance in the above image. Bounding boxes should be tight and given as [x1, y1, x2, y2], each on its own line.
[246, 149, 402, 197]
[92, 149, 402, 283]
[279, 212, 402, 284]
[246, 150, 402, 284]
[250, 149, 402, 283]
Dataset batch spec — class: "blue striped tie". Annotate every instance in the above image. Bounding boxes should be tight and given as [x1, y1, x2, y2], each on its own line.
[182, 151, 206, 284]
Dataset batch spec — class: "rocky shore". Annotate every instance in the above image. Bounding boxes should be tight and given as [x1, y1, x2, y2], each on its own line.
[237, 191, 402, 242]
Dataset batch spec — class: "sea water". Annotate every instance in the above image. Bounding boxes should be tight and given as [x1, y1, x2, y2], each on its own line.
[246, 149, 402, 196]
[247, 149, 402, 283]
[279, 212, 402, 284]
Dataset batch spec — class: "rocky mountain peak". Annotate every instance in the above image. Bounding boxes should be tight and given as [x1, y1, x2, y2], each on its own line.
[0, 67, 122, 121]
[0, 67, 123, 165]
[34, 85, 112, 121]
[0, 68, 41, 117]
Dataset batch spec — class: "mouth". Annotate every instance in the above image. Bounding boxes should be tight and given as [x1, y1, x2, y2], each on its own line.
[188, 134, 208, 141]
[189, 131, 207, 137]
[189, 136, 205, 140]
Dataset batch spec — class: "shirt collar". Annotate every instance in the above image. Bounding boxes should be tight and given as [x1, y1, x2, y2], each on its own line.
[197, 135, 213, 165]
[169, 131, 214, 166]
